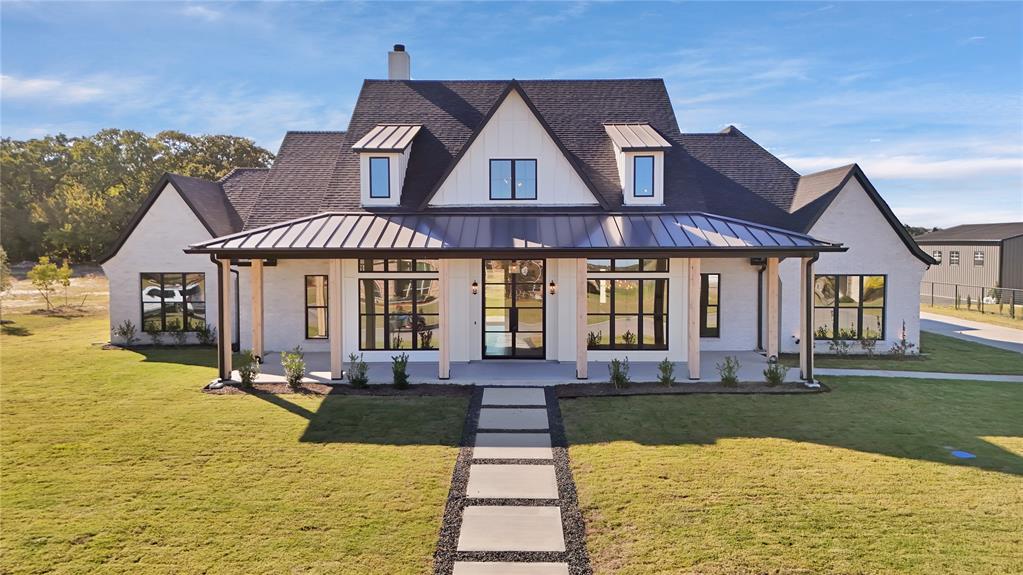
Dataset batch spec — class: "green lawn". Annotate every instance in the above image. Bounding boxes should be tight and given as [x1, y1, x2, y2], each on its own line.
[1, 313, 466, 575]
[563, 378, 1023, 574]
[781, 331, 1023, 375]
[922, 304, 1023, 330]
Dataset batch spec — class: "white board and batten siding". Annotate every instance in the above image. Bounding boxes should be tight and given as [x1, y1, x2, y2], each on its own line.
[428, 90, 599, 207]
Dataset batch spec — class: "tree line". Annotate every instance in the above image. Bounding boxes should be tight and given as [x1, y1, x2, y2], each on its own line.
[1, 129, 274, 263]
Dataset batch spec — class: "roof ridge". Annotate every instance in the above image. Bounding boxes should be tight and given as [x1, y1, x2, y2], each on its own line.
[217, 166, 270, 183]
[799, 163, 857, 177]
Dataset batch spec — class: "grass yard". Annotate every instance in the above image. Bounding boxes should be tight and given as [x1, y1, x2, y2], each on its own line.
[1, 313, 467, 574]
[922, 304, 1023, 330]
[782, 330, 1023, 375]
[563, 378, 1023, 575]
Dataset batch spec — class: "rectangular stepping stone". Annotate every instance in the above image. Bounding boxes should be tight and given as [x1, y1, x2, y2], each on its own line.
[482, 387, 547, 406]
[453, 562, 570, 575]
[474, 433, 553, 460]
[467, 464, 558, 499]
[457, 506, 565, 552]
[478, 408, 548, 430]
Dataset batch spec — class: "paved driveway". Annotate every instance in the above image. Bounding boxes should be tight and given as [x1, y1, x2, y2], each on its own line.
[921, 312, 1023, 354]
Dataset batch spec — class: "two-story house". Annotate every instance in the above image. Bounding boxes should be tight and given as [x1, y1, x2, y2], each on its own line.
[100, 45, 933, 384]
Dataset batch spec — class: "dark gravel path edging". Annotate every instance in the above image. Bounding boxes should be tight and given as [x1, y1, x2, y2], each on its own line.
[557, 380, 829, 399]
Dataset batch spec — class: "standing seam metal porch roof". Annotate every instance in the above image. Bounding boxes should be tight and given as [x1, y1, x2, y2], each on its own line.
[187, 212, 844, 255]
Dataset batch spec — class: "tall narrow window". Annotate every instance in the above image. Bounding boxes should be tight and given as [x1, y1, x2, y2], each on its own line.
[700, 273, 720, 337]
[490, 159, 537, 200]
[949, 250, 960, 265]
[974, 251, 985, 266]
[932, 250, 942, 264]
[369, 157, 390, 198]
[305, 275, 328, 339]
[140, 273, 205, 332]
[633, 155, 655, 197]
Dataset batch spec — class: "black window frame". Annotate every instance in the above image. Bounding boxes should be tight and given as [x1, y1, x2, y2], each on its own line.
[586, 258, 669, 273]
[813, 274, 887, 341]
[304, 275, 329, 340]
[358, 278, 438, 351]
[700, 273, 720, 338]
[358, 259, 438, 273]
[368, 156, 390, 199]
[140, 272, 206, 333]
[489, 159, 537, 200]
[974, 251, 985, 266]
[585, 276, 669, 351]
[932, 250, 942, 264]
[633, 155, 655, 198]
[949, 250, 960, 265]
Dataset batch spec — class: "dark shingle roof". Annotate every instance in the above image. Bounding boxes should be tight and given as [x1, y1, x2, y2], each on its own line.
[165, 173, 242, 237]
[220, 168, 269, 226]
[916, 222, 1023, 243]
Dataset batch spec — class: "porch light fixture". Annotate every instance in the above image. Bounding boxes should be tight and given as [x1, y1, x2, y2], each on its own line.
[471, 280, 479, 295]
[549, 280, 557, 295]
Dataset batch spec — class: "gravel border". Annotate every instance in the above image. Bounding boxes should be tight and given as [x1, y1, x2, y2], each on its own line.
[557, 380, 829, 399]
[203, 381, 474, 397]
[432, 387, 592, 575]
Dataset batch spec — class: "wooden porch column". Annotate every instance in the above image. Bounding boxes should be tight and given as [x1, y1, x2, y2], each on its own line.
[800, 256, 816, 381]
[575, 258, 588, 379]
[766, 257, 780, 359]
[687, 258, 701, 380]
[250, 259, 264, 359]
[438, 259, 450, 380]
[328, 258, 343, 380]
[217, 257, 233, 381]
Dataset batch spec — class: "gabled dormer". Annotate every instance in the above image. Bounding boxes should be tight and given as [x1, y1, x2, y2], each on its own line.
[604, 123, 671, 206]
[352, 124, 421, 206]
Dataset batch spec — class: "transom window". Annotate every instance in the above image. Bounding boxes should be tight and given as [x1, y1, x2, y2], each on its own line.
[813, 275, 886, 340]
[932, 250, 942, 264]
[359, 279, 438, 350]
[140, 273, 206, 332]
[586, 276, 668, 350]
[949, 250, 960, 265]
[586, 258, 668, 273]
[974, 251, 985, 266]
[369, 157, 390, 198]
[633, 155, 655, 197]
[490, 159, 537, 200]
[305, 275, 328, 339]
[359, 259, 438, 273]
[700, 273, 720, 338]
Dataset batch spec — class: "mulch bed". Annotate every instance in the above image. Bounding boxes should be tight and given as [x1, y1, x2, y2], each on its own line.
[556, 380, 828, 399]
[204, 381, 474, 397]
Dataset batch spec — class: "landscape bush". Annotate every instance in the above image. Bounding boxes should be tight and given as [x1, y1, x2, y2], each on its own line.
[112, 320, 138, 347]
[608, 357, 631, 389]
[391, 353, 410, 389]
[347, 353, 369, 388]
[716, 356, 741, 387]
[236, 350, 260, 388]
[763, 361, 788, 387]
[657, 357, 675, 387]
[281, 347, 305, 389]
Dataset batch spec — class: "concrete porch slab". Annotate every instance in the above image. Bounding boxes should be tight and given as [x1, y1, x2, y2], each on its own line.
[478, 408, 549, 430]
[466, 464, 559, 499]
[474, 433, 553, 460]
[482, 387, 547, 406]
[457, 506, 565, 552]
[453, 562, 570, 575]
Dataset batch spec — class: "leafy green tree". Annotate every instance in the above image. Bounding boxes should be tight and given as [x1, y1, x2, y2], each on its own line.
[0, 247, 12, 299]
[26, 256, 72, 310]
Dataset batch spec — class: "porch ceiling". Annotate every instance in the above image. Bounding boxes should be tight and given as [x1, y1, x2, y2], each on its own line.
[185, 211, 845, 258]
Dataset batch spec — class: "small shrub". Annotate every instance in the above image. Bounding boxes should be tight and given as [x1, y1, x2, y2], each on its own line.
[608, 357, 631, 389]
[621, 330, 637, 346]
[237, 349, 260, 388]
[196, 323, 217, 346]
[716, 356, 741, 387]
[888, 321, 917, 360]
[281, 346, 305, 389]
[763, 360, 788, 387]
[859, 336, 878, 357]
[112, 320, 138, 347]
[827, 338, 851, 356]
[169, 329, 187, 347]
[657, 358, 675, 387]
[26, 256, 72, 310]
[347, 352, 369, 388]
[966, 294, 972, 310]
[148, 331, 164, 346]
[391, 352, 410, 389]
[587, 330, 602, 349]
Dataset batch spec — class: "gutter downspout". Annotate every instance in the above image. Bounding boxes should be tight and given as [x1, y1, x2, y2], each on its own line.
[752, 258, 767, 352]
[804, 254, 820, 382]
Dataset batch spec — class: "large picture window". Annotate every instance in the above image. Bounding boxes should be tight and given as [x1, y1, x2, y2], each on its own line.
[141, 273, 206, 332]
[490, 159, 537, 200]
[586, 277, 668, 350]
[359, 279, 438, 350]
[813, 275, 886, 340]
[305, 275, 328, 339]
[358, 259, 437, 272]
[586, 258, 668, 273]
[700, 273, 720, 337]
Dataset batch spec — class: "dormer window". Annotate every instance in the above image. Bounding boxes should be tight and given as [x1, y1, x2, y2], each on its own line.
[369, 157, 390, 198]
[490, 159, 537, 200]
[633, 155, 655, 198]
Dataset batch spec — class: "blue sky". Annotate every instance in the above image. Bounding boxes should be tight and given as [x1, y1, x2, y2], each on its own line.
[2, 1, 1021, 227]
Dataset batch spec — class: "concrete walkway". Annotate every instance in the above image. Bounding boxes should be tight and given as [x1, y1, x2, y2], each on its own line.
[815, 368, 1023, 382]
[921, 311, 1023, 354]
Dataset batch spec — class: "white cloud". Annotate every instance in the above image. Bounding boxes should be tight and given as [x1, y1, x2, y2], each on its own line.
[1, 74, 106, 103]
[782, 153, 1023, 179]
[892, 205, 1021, 228]
[181, 5, 222, 22]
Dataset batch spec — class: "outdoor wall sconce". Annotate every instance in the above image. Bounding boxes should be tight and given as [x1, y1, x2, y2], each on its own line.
[471, 280, 479, 295]
[549, 281, 557, 295]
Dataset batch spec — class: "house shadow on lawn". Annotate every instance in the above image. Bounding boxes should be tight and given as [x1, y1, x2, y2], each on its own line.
[559, 379, 1023, 476]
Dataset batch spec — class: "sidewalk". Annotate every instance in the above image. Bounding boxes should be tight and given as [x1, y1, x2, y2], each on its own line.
[816, 368, 1023, 383]
[921, 312, 1023, 354]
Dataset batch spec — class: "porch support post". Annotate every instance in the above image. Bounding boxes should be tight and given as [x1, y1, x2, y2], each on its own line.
[329, 258, 343, 380]
[250, 259, 264, 359]
[438, 259, 450, 380]
[766, 257, 780, 359]
[687, 258, 701, 380]
[217, 257, 233, 381]
[575, 258, 588, 379]
[800, 256, 816, 381]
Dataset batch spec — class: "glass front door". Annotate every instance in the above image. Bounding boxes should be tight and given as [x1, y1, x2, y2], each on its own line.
[483, 259, 545, 359]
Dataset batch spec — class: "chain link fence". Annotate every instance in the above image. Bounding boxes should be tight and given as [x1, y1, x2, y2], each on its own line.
[920, 281, 1023, 320]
